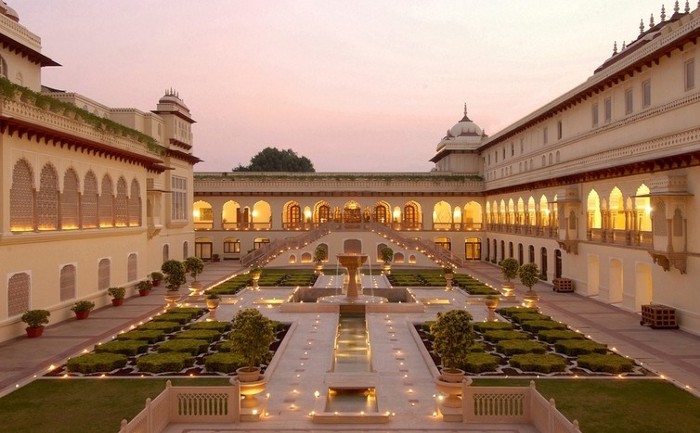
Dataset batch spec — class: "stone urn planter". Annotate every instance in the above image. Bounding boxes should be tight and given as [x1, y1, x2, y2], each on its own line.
[205, 294, 220, 310]
[165, 291, 181, 307]
[236, 366, 262, 383]
[484, 295, 500, 320]
[250, 267, 262, 290]
[439, 367, 466, 383]
[435, 374, 472, 408]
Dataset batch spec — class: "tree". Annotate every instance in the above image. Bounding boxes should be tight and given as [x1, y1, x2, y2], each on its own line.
[233, 147, 315, 172]
[161, 260, 186, 292]
[430, 309, 474, 373]
[518, 263, 540, 293]
[499, 258, 520, 283]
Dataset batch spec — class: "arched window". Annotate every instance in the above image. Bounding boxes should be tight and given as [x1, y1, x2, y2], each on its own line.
[587, 190, 602, 229]
[98, 258, 111, 290]
[163, 244, 170, 262]
[82, 171, 99, 229]
[60, 264, 76, 301]
[652, 200, 666, 236]
[99, 175, 114, 227]
[37, 163, 59, 230]
[317, 204, 330, 223]
[374, 203, 389, 223]
[540, 247, 548, 280]
[183, 241, 189, 259]
[10, 159, 35, 231]
[129, 179, 141, 226]
[115, 177, 128, 227]
[0, 55, 8, 78]
[61, 168, 80, 230]
[127, 253, 138, 282]
[8, 273, 30, 317]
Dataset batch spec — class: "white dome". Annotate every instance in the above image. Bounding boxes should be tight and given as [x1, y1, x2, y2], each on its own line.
[0, 2, 19, 22]
[435, 105, 484, 151]
[449, 114, 482, 138]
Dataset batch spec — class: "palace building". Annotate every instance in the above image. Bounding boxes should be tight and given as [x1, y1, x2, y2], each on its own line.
[194, 2, 700, 335]
[0, 3, 199, 341]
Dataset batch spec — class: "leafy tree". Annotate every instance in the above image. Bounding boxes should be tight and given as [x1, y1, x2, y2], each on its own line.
[519, 263, 540, 291]
[233, 147, 315, 172]
[499, 258, 520, 283]
[430, 309, 474, 372]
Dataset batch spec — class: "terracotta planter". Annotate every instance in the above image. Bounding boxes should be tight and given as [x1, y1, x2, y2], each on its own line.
[236, 366, 262, 382]
[152, 280, 161, 287]
[439, 368, 466, 383]
[206, 298, 220, 310]
[138, 289, 150, 297]
[25, 326, 44, 338]
[74, 310, 90, 320]
[111, 298, 124, 307]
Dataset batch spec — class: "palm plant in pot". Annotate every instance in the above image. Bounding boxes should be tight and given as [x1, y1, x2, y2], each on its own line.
[518, 262, 540, 308]
[107, 286, 126, 306]
[230, 308, 275, 382]
[70, 300, 95, 320]
[21, 309, 50, 338]
[161, 260, 186, 306]
[430, 309, 474, 382]
[499, 257, 520, 297]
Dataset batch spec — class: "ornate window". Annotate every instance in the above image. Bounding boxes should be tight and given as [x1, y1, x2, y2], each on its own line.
[163, 244, 169, 262]
[171, 176, 187, 221]
[60, 264, 76, 301]
[98, 258, 110, 290]
[37, 163, 59, 230]
[8, 273, 30, 317]
[61, 169, 80, 230]
[99, 174, 114, 227]
[10, 159, 34, 232]
[82, 171, 99, 229]
[127, 253, 137, 282]
[115, 177, 128, 227]
[128, 179, 141, 226]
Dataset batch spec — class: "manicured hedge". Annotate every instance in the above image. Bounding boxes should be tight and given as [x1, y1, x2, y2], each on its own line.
[157, 338, 210, 355]
[537, 329, 586, 344]
[136, 352, 195, 373]
[137, 321, 182, 333]
[482, 330, 530, 343]
[174, 329, 221, 343]
[204, 352, 247, 373]
[95, 340, 148, 356]
[461, 353, 500, 373]
[497, 339, 548, 356]
[217, 340, 236, 352]
[67, 353, 128, 374]
[117, 330, 166, 344]
[462, 285, 499, 295]
[153, 313, 193, 324]
[510, 353, 567, 373]
[510, 312, 551, 323]
[189, 321, 232, 332]
[496, 307, 539, 318]
[473, 321, 514, 332]
[166, 307, 204, 319]
[554, 340, 608, 356]
[576, 353, 635, 374]
[520, 320, 568, 333]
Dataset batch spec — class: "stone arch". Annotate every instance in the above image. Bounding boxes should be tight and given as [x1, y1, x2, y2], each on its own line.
[127, 253, 138, 282]
[194, 200, 214, 230]
[61, 168, 80, 230]
[129, 178, 141, 227]
[37, 163, 59, 230]
[98, 258, 111, 290]
[222, 200, 242, 228]
[609, 187, 625, 230]
[463, 201, 482, 230]
[587, 189, 602, 229]
[283, 200, 302, 227]
[8, 273, 30, 317]
[99, 174, 114, 228]
[433, 201, 452, 230]
[115, 176, 129, 227]
[10, 159, 35, 231]
[252, 200, 272, 229]
[82, 171, 99, 229]
[60, 264, 76, 302]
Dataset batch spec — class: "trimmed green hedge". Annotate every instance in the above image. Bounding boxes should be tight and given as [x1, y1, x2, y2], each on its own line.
[136, 352, 195, 373]
[157, 339, 210, 355]
[204, 352, 247, 373]
[137, 321, 182, 333]
[538, 329, 586, 344]
[510, 353, 568, 373]
[94, 340, 148, 356]
[461, 353, 500, 373]
[473, 321, 514, 332]
[510, 312, 551, 323]
[576, 353, 635, 374]
[117, 330, 166, 344]
[520, 320, 568, 333]
[468, 341, 486, 353]
[496, 307, 538, 318]
[189, 321, 232, 332]
[497, 339, 548, 356]
[555, 340, 608, 356]
[174, 329, 221, 343]
[166, 307, 204, 319]
[482, 330, 530, 343]
[217, 340, 236, 352]
[67, 353, 128, 374]
[153, 313, 193, 324]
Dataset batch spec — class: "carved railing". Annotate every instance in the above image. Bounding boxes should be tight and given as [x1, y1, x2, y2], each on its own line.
[367, 222, 465, 268]
[240, 225, 331, 267]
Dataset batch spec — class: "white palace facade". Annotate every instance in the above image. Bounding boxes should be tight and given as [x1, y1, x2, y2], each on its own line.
[0, 4, 199, 341]
[194, 3, 700, 335]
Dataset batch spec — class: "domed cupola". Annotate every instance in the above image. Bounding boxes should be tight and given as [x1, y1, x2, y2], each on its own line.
[430, 103, 486, 175]
[448, 104, 483, 138]
[158, 88, 189, 111]
[0, 2, 19, 22]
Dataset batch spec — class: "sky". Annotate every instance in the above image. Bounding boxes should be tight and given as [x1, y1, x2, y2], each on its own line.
[12, 0, 673, 172]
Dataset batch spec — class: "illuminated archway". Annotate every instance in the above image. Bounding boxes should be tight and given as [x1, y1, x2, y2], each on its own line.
[463, 201, 482, 230]
[433, 201, 452, 230]
[587, 189, 602, 229]
[193, 200, 213, 230]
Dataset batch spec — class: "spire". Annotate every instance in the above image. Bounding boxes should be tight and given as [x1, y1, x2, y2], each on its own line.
[685, 0, 690, 12]
[674, 0, 680, 13]
[640, 19, 645, 34]
[622, 41, 627, 50]
[613, 41, 618, 55]
[464, 102, 467, 117]
[661, 4, 666, 21]
[650, 13, 655, 27]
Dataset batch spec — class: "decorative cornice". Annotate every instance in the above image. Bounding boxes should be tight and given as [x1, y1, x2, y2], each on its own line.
[0, 32, 59, 67]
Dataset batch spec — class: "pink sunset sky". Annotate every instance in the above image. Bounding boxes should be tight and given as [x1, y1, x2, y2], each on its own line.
[14, 0, 669, 172]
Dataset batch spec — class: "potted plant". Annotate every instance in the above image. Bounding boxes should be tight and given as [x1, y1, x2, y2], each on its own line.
[230, 308, 275, 382]
[136, 280, 152, 296]
[379, 246, 393, 273]
[107, 287, 126, 306]
[430, 309, 474, 382]
[70, 300, 95, 320]
[499, 258, 520, 297]
[212, 253, 220, 263]
[184, 256, 205, 293]
[313, 245, 327, 273]
[443, 266, 455, 290]
[150, 271, 164, 287]
[21, 309, 50, 338]
[519, 262, 540, 307]
[249, 266, 262, 289]
[161, 260, 186, 306]
[205, 292, 220, 310]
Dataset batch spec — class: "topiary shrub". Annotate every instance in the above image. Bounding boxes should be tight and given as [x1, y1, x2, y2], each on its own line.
[497, 339, 548, 356]
[537, 329, 586, 344]
[174, 329, 221, 343]
[166, 307, 205, 318]
[137, 321, 182, 333]
[520, 320, 568, 333]
[555, 340, 608, 356]
[576, 353, 635, 374]
[95, 340, 148, 356]
[462, 353, 500, 373]
[482, 330, 530, 343]
[468, 341, 486, 353]
[496, 307, 538, 318]
[189, 321, 232, 332]
[204, 352, 247, 373]
[230, 308, 276, 371]
[157, 339, 210, 355]
[218, 340, 236, 352]
[116, 330, 166, 344]
[153, 313, 193, 324]
[499, 258, 520, 284]
[136, 352, 195, 373]
[67, 353, 128, 374]
[161, 259, 186, 292]
[473, 321, 514, 332]
[463, 285, 500, 295]
[430, 309, 475, 373]
[509, 312, 551, 323]
[510, 353, 567, 373]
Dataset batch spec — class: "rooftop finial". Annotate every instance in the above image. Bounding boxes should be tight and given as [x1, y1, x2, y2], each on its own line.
[463, 102, 467, 117]
[650, 13, 655, 26]
[622, 41, 627, 50]
[685, 0, 690, 12]
[640, 19, 645, 34]
[613, 41, 618, 55]
[674, 0, 680, 13]
[661, 4, 666, 21]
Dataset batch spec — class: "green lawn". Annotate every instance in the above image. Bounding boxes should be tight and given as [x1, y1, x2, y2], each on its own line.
[0, 378, 230, 433]
[473, 379, 700, 433]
